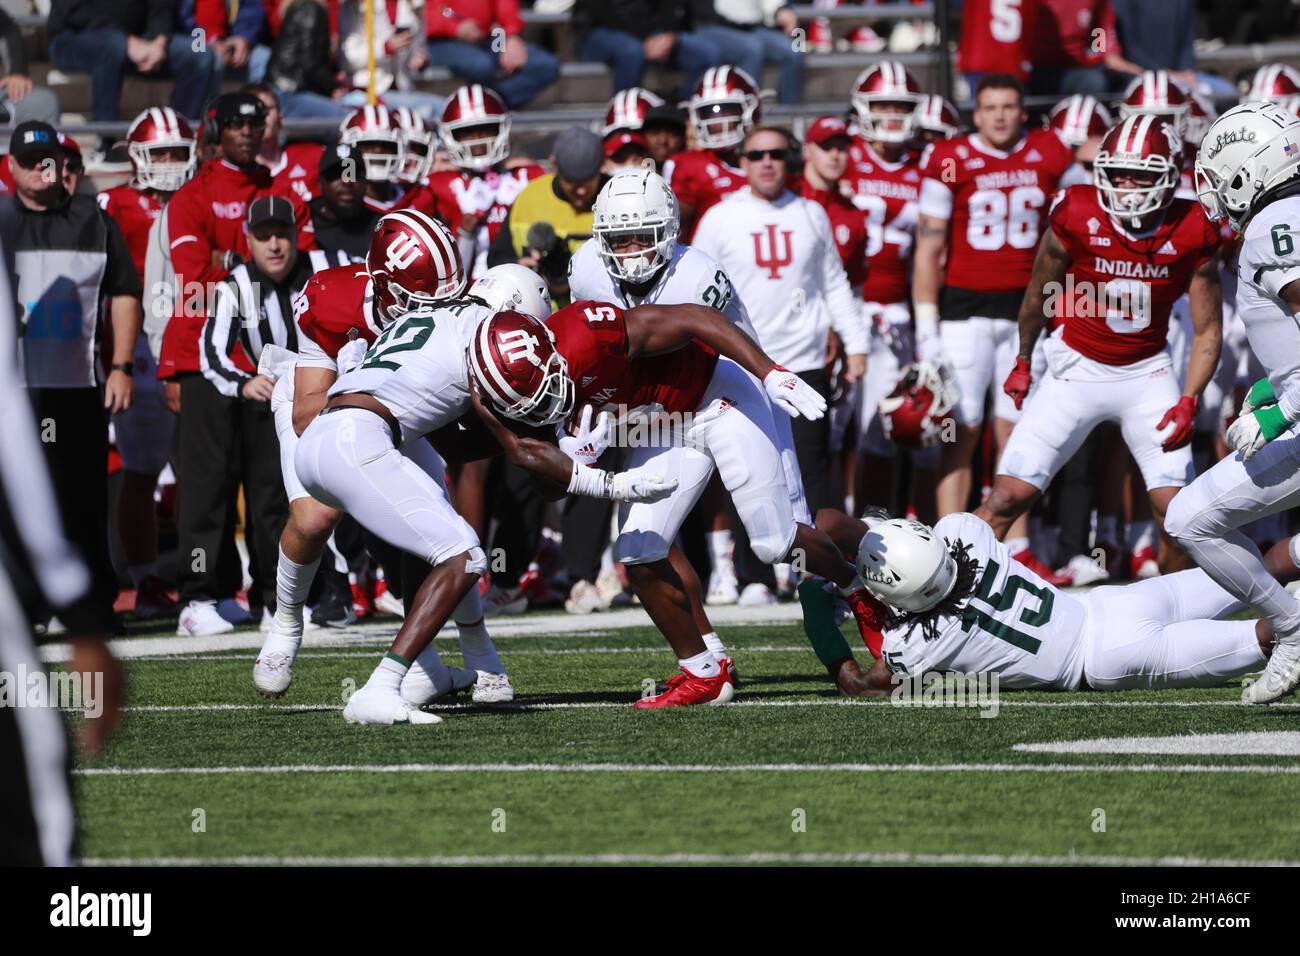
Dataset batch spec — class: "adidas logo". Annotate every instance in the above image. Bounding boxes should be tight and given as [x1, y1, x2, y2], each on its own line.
[1158, 240, 1177, 255]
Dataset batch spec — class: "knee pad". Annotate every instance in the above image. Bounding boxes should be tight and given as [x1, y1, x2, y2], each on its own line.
[734, 487, 797, 565]
[613, 530, 670, 566]
[464, 546, 488, 576]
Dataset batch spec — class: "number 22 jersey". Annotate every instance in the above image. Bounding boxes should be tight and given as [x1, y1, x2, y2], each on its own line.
[879, 512, 1088, 689]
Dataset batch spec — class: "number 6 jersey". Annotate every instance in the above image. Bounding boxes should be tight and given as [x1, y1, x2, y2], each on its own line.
[879, 512, 1088, 689]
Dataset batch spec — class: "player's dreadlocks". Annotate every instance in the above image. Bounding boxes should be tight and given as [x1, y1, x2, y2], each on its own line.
[881, 539, 982, 643]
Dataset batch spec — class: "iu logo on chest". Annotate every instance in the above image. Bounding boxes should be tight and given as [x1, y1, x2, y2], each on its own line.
[752, 223, 794, 280]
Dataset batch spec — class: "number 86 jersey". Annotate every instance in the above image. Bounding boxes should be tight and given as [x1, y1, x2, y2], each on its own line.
[879, 512, 1089, 689]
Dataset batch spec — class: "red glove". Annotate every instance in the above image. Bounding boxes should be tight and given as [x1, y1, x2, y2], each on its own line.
[1002, 355, 1032, 410]
[1158, 395, 1198, 451]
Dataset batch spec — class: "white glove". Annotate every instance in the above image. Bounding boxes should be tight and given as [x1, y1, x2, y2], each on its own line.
[1226, 412, 1268, 461]
[257, 344, 297, 382]
[558, 405, 611, 466]
[610, 470, 678, 503]
[763, 365, 827, 420]
[337, 338, 369, 375]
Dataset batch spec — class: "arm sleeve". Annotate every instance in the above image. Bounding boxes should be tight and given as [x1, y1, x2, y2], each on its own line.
[102, 214, 143, 299]
[200, 280, 250, 396]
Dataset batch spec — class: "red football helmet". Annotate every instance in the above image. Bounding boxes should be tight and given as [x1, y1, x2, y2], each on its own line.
[391, 106, 434, 184]
[1184, 91, 1217, 150]
[126, 107, 196, 192]
[914, 95, 962, 141]
[687, 65, 762, 151]
[340, 105, 405, 183]
[1093, 114, 1182, 227]
[1118, 70, 1190, 137]
[879, 362, 957, 449]
[366, 209, 466, 322]
[602, 87, 665, 138]
[468, 310, 574, 426]
[1245, 63, 1300, 103]
[1048, 94, 1112, 147]
[851, 61, 923, 143]
[439, 84, 511, 172]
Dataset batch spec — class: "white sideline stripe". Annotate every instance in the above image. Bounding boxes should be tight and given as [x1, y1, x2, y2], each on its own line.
[79, 851, 1300, 868]
[124, 645, 812, 661]
[74, 761, 1300, 777]
[1016, 731, 1300, 756]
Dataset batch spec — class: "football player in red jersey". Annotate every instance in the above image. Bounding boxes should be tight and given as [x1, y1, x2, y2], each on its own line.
[424, 84, 545, 279]
[98, 107, 197, 621]
[913, 95, 963, 147]
[974, 116, 1222, 575]
[913, 73, 1074, 583]
[339, 104, 411, 214]
[244, 83, 323, 212]
[957, 0, 1039, 85]
[1048, 94, 1112, 189]
[470, 303, 895, 708]
[663, 65, 762, 240]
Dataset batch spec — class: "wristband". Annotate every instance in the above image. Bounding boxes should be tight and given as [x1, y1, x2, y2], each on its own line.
[566, 460, 613, 499]
[914, 302, 940, 339]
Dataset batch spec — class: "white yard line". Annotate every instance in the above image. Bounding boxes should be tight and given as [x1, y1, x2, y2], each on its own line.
[79, 851, 1300, 867]
[1015, 731, 1300, 756]
[123, 645, 813, 661]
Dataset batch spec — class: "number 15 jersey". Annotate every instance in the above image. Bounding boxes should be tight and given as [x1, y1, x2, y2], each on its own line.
[879, 512, 1088, 689]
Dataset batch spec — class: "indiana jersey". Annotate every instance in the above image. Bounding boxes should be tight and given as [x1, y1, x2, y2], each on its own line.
[426, 163, 545, 273]
[1235, 195, 1300, 399]
[98, 184, 162, 280]
[799, 182, 868, 288]
[662, 148, 745, 241]
[956, 0, 1038, 78]
[843, 138, 920, 305]
[918, 129, 1074, 291]
[270, 142, 324, 207]
[545, 300, 719, 417]
[329, 299, 492, 438]
[1049, 185, 1220, 366]
[293, 265, 383, 370]
[879, 512, 1088, 690]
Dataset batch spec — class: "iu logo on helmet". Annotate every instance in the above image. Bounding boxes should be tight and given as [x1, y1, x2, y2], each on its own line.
[498, 328, 540, 365]
[385, 234, 423, 271]
[752, 224, 794, 280]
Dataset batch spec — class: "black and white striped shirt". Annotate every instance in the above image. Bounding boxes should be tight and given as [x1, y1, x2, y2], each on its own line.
[200, 248, 348, 397]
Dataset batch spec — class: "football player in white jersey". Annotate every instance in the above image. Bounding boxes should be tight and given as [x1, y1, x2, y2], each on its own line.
[812, 511, 1271, 696]
[1164, 100, 1300, 704]
[294, 268, 678, 724]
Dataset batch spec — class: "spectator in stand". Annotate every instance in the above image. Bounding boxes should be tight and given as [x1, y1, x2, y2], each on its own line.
[572, 0, 719, 98]
[304, 143, 378, 260]
[265, 0, 351, 120]
[0, 10, 60, 127]
[47, 0, 222, 123]
[1110, 0, 1238, 98]
[424, 0, 559, 109]
[1028, 0, 1141, 96]
[338, 0, 445, 120]
[180, 0, 271, 84]
[691, 1, 804, 105]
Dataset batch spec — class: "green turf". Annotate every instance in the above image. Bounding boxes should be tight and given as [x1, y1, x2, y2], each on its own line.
[70, 621, 1300, 865]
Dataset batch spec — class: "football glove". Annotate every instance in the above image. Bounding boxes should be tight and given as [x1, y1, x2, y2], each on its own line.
[1226, 404, 1289, 461]
[558, 405, 611, 466]
[336, 338, 369, 375]
[764, 365, 827, 420]
[1157, 395, 1197, 451]
[1241, 376, 1278, 416]
[915, 332, 947, 367]
[1002, 355, 1032, 411]
[610, 470, 678, 503]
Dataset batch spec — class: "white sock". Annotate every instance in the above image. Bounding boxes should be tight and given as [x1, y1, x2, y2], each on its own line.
[1129, 520, 1156, 553]
[708, 530, 733, 573]
[368, 653, 409, 693]
[454, 586, 504, 673]
[1005, 537, 1029, 555]
[128, 562, 158, 588]
[701, 631, 728, 663]
[275, 545, 322, 634]
[680, 651, 720, 679]
[1096, 515, 1119, 547]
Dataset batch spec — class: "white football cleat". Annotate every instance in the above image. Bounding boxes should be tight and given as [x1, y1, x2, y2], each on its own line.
[374, 588, 406, 618]
[343, 686, 443, 725]
[177, 600, 235, 636]
[565, 579, 607, 614]
[1064, 553, 1109, 587]
[706, 569, 739, 605]
[738, 583, 776, 607]
[473, 671, 515, 703]
[252, 628, 302, 698]
[1244, 631, 1300, 705]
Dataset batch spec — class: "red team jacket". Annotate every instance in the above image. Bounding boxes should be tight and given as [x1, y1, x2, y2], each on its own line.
[1049, 185, 1220, 366]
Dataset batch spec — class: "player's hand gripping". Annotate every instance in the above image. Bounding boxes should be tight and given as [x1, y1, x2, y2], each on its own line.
[764, 365, 827, 420]
[1002, 355, 1032, 411]
[610, 470, 678, 503]
[1227, 404, 1290, 461]
[558, 405, 612, 466]
[1241, 376, 1278, 416]
[1157, 395, 1197, 451]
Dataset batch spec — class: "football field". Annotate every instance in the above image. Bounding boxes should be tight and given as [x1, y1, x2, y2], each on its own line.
[49, 603, 1300, 867]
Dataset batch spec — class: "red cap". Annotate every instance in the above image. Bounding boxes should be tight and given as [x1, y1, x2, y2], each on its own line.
[805, 115, 851, 147]
[56, 132, 82, 155]
[603, 130, 650, 158]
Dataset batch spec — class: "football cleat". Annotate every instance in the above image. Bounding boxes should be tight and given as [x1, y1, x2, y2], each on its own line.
[1064, 553, 1110, 587]
[1131, 546, 1159, 579]
[177, 600, 234, 636]
[706, 568, 739, 605]
[565, 579, 607, 614]
[1244, 630, 1300, 704]
[343, 686, 443, 725]
[738, 583, 777, 606]
[635, 663, 735, 709]
[473, 671, 515, 703]
[482, 582, 528, 617]
[252, 651, 296, 698]
[1013, 548, 1073, 587]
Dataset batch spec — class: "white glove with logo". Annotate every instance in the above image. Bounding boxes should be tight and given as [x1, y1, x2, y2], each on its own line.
[257, 344, 298, 382]
[610, 470, 678, 503]
[337, 338, 369, 375]
[763, 365, 827, 420]
[558, 405, 611, 466]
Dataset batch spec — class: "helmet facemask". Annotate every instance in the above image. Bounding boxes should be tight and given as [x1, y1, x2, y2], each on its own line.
[357, 141, 405, 183]
[691, 101, 754, 151]
[444, 119, 510, 171]
[854, 97, 920, 144]
[1095, 159, 1177, 228]
[131, 141, 196, 193]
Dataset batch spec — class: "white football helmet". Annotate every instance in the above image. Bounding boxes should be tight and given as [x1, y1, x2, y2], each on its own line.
[856, 518, 958, 614]
[1195, 100, 1300, 231]
[592, 168, 680, 282]
[469, 264, 553, 320]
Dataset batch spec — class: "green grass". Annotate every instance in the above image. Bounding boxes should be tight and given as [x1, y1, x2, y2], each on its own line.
[70, 620, 1300, 865]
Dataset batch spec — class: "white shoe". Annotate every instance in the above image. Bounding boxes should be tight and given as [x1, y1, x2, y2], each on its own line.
[374, 588, 405, 618]
[252, 636, 301, 699]
[1065, 554, 1109, 587]
[594, 566, 626, 606]
[400, 657, 476, 705]
[1244, 630, 1300, 704]
[473, 671, 515, 703]
[707, 569, 740, 605]
[343, 685, 443, 725]
[178, 600, 235, 636]
[482, 584, 527, 617]
[738, 583, 776, 607]
[565, 579, 607, 614]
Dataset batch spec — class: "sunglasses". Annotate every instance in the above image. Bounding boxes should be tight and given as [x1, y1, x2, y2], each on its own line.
[742, 148, 787, 162]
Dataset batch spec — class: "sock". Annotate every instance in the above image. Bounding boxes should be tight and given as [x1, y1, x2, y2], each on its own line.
[275, 546, 322, 634]
[701, 631, 728, 663]
[128, 562, 158, 589]
[1129, 520, 1156, 553]
[454, 586, 504, 673]
[799, 579, 854, 669]
[680, 651, 720, 678]
[1096, 515, 1120, 547]
[774, 562, 792, 591]
[368, 652, 410, 693]
[404, 643, 455, 699]
[708, 530, 733, 573]
[1005, 536, 1029, 555]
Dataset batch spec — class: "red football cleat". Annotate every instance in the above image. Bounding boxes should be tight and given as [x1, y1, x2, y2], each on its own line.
[1130, 546, 1159, 579]
[1013, 548, 1073, 587]
[635, 662, 735, 709]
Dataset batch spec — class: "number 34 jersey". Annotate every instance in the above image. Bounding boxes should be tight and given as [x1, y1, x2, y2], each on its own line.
[328, 299, 494, 439]
[880, 512, 1089, 689]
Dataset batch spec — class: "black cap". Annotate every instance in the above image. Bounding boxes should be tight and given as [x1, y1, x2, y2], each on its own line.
[247, 195, 296, 230]
[643, 103, 687, 133]
[9, 121, 60, 162]
[209, 92, 267, 131]
[320, 142, 366, 180]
